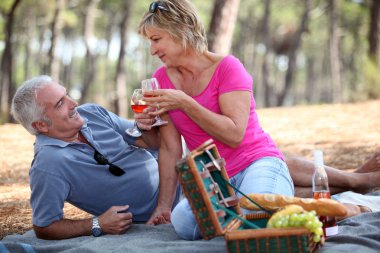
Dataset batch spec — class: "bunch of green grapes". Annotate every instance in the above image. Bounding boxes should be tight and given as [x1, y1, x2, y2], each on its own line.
[267, 210, 324, 243]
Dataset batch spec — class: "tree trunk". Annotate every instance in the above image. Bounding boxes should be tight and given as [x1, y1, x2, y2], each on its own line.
[0, 0, 22, 122]
[105, 10, 115, 58]
[276, 0, 311, 106]
[261, 0, 272, 107]
[114, 0, 132, 118]
[23, 9, 34, 81]
[79, 0, 100, 104]
[233, 14, 256, 74]
[46, 0, 66, 81]
[305, 57, 316, 102]
[329, 0, 342, 103]
[208, 0, 240, 55]
[348, 16, 362, 94]
[231, 4, 257, 102]
[368, 0, 380, 66]
[24, 32, 31, 80]
[36, 22, 47, 74]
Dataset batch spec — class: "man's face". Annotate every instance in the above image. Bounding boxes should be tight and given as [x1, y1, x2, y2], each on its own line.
[35, 82, 84, 141]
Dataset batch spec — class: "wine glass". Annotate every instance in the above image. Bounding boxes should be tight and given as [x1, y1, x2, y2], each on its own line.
[125, 89, 147, 137]
[141, 78, 168, 127]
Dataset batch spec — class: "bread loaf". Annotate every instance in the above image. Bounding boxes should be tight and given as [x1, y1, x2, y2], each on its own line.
[240, 193, 347, 217]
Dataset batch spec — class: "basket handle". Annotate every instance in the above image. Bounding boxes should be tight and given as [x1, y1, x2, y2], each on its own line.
[200, 160, 234, 208]
[225, 180, 273, 215]
[204, 149, 221, 171]
[199, 140, 273, 215]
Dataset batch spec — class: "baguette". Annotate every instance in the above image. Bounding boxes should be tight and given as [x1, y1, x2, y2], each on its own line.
[240, 193, 347, 217]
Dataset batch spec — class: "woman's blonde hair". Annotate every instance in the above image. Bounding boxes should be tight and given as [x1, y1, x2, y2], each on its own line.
[138, 0, 208, 54]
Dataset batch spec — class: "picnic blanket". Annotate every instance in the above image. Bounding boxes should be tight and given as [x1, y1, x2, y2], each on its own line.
[1, 211, 380, 253]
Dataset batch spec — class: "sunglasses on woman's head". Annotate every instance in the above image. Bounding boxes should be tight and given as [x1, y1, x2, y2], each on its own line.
[149, 2, 168, 13]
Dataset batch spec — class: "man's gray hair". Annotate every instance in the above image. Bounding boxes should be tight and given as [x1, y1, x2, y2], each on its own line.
[11, 75, 53, 135]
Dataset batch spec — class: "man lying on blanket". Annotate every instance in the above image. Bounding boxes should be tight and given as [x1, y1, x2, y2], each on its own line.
[10, 75, 180, 239]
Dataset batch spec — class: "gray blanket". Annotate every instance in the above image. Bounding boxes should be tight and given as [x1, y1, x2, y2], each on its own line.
[318, 211, 380, 253]
[1, 212, 380, 253]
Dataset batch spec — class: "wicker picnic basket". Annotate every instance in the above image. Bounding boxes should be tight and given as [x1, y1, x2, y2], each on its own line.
[176, 139, 320, 253]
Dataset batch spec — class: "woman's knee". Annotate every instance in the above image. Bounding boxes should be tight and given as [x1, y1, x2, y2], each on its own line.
[237, 157, 294, 196]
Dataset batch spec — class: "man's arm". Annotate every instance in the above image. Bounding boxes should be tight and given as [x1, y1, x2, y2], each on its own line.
[33, 218, 92, 240]
[133, 109, 160, 149]
[34, 205, 132, 240]
[134, 126, 159, 150]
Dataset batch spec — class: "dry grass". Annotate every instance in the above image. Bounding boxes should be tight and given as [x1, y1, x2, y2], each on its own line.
[1, 100, 379, 239]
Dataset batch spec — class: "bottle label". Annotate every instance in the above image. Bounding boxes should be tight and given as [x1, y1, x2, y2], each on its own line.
[325, 225, 339, 237]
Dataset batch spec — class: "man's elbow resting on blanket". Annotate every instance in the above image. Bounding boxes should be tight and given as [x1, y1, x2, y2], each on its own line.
[33, 224, 62, 240]
[33, 219, 91, 240]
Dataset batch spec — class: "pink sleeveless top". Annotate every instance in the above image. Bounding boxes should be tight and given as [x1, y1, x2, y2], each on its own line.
[154, 55, 284, 177]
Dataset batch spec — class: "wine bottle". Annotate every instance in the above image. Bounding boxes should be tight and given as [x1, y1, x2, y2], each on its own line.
[312, 150, 338, 237]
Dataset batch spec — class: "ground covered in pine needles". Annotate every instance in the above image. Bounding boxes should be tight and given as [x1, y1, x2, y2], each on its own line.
[1, 100, 379, 239]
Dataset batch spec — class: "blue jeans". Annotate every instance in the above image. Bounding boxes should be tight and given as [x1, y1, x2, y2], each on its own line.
[171, 157, 295, 240]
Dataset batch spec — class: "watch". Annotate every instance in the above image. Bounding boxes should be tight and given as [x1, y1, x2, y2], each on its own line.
[91, 216, 102, 237]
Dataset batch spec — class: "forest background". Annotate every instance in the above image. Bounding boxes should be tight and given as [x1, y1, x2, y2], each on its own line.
[0, 0, 379, 122]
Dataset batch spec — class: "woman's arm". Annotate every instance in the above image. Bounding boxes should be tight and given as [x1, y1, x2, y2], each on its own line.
[144, 89, 251, 148]
[147, 113, 182, 224]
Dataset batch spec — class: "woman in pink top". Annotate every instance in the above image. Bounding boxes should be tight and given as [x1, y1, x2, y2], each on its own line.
[136, 0, 380, 240]
[137, 0, 294, 240]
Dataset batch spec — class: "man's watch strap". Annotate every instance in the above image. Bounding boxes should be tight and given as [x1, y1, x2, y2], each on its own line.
[91, 216, 102, 237]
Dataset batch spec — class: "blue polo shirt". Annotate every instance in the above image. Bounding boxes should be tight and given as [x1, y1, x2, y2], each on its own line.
[30, 104, 159, 227]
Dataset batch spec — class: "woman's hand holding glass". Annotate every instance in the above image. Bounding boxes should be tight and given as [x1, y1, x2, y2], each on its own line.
[141, 78, 168, 127]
